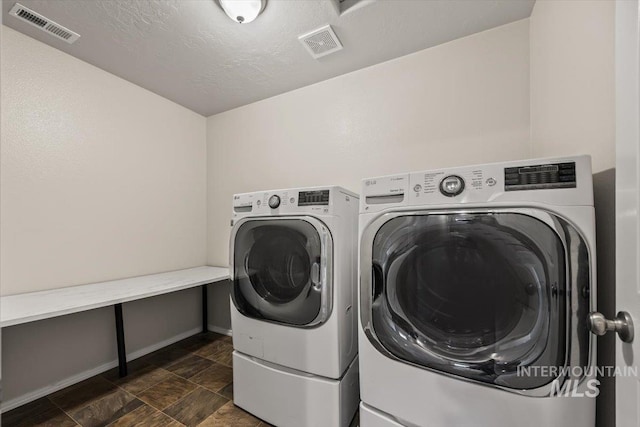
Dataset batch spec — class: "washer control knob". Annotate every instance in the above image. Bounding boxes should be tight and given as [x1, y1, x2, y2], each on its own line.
[268, 195, 281, 209]
[440, 175, 465, 197]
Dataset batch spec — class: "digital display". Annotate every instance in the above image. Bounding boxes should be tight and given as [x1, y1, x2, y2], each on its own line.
[298, 190, 330, 206]
[519, 165, 559, 174]
[504, 162, 576, 191]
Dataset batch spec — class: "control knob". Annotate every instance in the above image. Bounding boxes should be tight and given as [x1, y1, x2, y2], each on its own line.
[440, 175, 465, 197]
[268, 195, 281, 209]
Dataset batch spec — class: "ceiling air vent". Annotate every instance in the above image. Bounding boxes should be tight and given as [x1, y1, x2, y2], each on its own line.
[298, 25, 343, 59]
[9, 3, 80, 44]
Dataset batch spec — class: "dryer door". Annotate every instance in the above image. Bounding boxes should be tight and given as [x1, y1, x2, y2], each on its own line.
[232, 217, 333, 327]
[360, 210, 592, 395]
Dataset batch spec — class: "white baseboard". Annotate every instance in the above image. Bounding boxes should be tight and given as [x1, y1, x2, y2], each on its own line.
[208, 324, 232, 336]
[0, 326, 202, 413]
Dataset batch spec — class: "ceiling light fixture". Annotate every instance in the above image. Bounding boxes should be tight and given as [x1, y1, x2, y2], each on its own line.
[218, 0, 266, 24]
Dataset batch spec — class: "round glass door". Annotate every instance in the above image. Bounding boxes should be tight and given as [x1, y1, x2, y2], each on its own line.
[247, 227, 312, 304]
[232, 218, 326, 326]
[367, 213, 568, 389]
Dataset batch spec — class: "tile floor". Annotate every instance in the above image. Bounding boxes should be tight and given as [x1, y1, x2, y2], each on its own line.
[2, 332, 359, 427]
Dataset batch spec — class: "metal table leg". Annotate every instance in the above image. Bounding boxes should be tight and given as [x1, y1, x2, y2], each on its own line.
[114, 303, 127, 377]
[202, 284, 209, 333]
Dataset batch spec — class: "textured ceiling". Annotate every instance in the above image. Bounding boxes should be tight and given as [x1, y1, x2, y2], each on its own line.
[2, 0, 535, 116]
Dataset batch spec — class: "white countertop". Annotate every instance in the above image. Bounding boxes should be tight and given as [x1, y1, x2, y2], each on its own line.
[0, 266, 230, 328]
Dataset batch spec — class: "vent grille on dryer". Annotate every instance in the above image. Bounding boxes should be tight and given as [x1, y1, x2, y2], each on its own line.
[9, 3, 80, 44]
[299, 25, 343, 59]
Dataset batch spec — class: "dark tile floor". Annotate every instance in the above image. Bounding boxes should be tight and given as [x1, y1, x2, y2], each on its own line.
[3, 333, 266, 427]
[2, 332, 359, 427]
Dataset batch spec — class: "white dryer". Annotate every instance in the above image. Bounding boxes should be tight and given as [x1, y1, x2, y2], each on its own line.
[230, 186, 359, 427]
[358, 156, 596, 427]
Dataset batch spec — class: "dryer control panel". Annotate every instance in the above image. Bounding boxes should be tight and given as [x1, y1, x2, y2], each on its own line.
[504, 162, 576, 191]
[360, 155, 593, 212]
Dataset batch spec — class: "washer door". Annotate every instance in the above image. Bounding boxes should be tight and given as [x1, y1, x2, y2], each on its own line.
[361, 210, 591, 394]
[232, 217, 333, 327]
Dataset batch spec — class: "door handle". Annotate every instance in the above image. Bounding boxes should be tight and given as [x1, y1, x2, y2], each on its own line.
[311, 262, 321, 291]
[588, 311, 634, 343]
[372, 263, 383, 299]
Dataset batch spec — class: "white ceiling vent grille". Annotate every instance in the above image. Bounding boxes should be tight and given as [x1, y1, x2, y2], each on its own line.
[299, 25, 343, 59]
[9, 3, 80, 44]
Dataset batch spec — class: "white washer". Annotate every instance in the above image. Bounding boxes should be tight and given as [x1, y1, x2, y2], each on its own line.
[230, 186, 359, 427]
[358, 156, 596, 427]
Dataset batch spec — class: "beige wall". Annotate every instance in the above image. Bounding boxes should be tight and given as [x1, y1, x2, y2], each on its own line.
[530, 2, 616, 427]
[530, 0, 615, 172]
[1, 26, 207, 296]
[1, 26, 209, 408]
[207, 19, 531, 266]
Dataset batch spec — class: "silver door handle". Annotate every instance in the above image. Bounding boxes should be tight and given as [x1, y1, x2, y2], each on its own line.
[588, 311, 634, 343]
[311, 262, 321, 291]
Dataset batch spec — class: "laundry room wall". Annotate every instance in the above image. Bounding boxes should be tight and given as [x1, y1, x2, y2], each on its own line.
[1, 26, 208, 409]
[529, 2, 616, 427]
[206, 18, 531, 267]
[530, 0, 615, 173]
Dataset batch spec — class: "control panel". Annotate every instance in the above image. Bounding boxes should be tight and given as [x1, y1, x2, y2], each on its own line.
[233, 187, 343, 218]
[361, 156, 591, 212]
[298, 190, 330, 206]
[504, 162, 576, 191]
